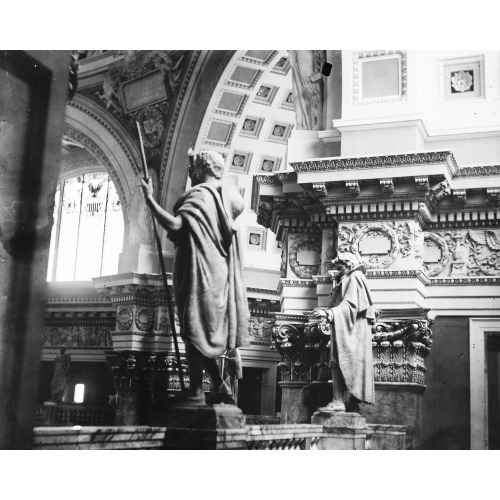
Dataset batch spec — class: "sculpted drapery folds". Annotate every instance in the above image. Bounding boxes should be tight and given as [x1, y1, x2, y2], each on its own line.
[172, 182, 249, 358]
[310, 251, 375, 411]
[289, 50, 326, 131]
[142, 149, 249, 404]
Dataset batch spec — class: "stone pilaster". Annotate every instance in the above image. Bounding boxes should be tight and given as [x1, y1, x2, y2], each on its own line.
[94, 272, 182, 425]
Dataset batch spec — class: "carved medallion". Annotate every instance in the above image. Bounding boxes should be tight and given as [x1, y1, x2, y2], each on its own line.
[288, 236, 321, 278]
[117, 306, 133, 330]
[353, 224, 399, 269]
[135, 307, 153, 332]
[422, 232, 450, 276]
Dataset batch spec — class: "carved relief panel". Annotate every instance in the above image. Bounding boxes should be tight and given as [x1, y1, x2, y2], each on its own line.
[419, 229, 500, 277]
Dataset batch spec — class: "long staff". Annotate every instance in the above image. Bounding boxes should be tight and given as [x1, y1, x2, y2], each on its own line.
[136, 122, 185, 392]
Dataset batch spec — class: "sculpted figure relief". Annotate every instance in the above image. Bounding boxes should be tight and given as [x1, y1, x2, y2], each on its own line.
[289, 50, 326, 131]
[51, 347, 71, 403]
[142, 150, 249, 405]
[310, 251, 375, 412]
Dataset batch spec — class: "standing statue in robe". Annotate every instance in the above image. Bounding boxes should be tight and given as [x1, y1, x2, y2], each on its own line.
[289, 50, 326, 131]
[310, 251, 375, 412]
[141, 149, 249, 405]
[51, 347, 71, 403]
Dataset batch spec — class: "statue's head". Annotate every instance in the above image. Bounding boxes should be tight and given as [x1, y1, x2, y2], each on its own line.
[332, 251, 360, 273]
[187, 149, 225, 186]
[60, 347, 66, 354]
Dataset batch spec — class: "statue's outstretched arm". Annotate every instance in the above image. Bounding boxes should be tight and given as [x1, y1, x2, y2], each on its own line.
[141, 177, 183, 233]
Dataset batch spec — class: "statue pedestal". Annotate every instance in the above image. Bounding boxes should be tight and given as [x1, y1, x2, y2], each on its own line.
[359, 382, 425, 449]
[279, 381, 331, 424]
[311, 411, 367, 450]
[158, 402, 248, 450]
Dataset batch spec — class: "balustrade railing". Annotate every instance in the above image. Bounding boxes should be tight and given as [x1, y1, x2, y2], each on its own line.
[35, 404, 114, 427]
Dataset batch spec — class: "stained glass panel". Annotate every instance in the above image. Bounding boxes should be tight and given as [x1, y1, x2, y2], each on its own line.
[47, 172, 124, 281]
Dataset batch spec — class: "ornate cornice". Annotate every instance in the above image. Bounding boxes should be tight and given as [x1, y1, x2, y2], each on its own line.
[277, 172, 298, 183]
[247, 287, 280, 296]
[47, 296, 112, 305]
[456, 165, 500, 177]
[429, 277, 500, 286]
[320, 193, 429, 206]
[290, 151, 458, 176]
[366, 269, 431, 285]
[279, 279, 316, 287]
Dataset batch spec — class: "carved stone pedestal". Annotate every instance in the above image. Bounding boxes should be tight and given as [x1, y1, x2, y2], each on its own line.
[160, 402, 248, 450]
[311, 411, 367, 450]
[366, 424, 408, 450]
[360, 382, 425, 449]
[279, 381, 331, 424]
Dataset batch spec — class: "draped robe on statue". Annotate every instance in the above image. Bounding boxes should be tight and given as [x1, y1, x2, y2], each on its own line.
[328, 266, 375, 405]
[172, 183, 249, 359]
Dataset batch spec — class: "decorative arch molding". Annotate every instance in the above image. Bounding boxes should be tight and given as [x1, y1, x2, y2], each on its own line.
[65, 95, 142, 211]
[65, 95, 143, 242]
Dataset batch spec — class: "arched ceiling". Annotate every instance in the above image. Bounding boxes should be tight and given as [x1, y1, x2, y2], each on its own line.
[193, 50, 296, 270]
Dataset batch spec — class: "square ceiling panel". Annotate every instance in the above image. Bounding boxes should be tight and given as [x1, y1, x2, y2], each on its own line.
[254, 84, 278, 106]
[271, 56, 291, 75]
[229, 150, 253, 175]
[241, 50, 277, 66]
[226, 65, 262, 90]
[215, 90, 248, 117]
[204, 119, 235, 147]
[258, 155, 282, 173]
[279, 89, 294, 111]
[438, 54, 485, 102]
[240, 116, 264, 139]
[267, 121, 293, 144]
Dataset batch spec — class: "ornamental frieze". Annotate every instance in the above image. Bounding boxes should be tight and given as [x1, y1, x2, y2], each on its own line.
[44, 325, 113, 349]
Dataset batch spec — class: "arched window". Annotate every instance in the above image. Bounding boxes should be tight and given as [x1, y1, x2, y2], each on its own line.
[47, 172, 124, 281]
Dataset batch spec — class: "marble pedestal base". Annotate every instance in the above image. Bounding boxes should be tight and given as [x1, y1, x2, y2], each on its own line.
[279, 381, 331, 424]
[359, 382, 425, 449]
[160, 402, 248, 450]
[311, 411, 367, 450]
